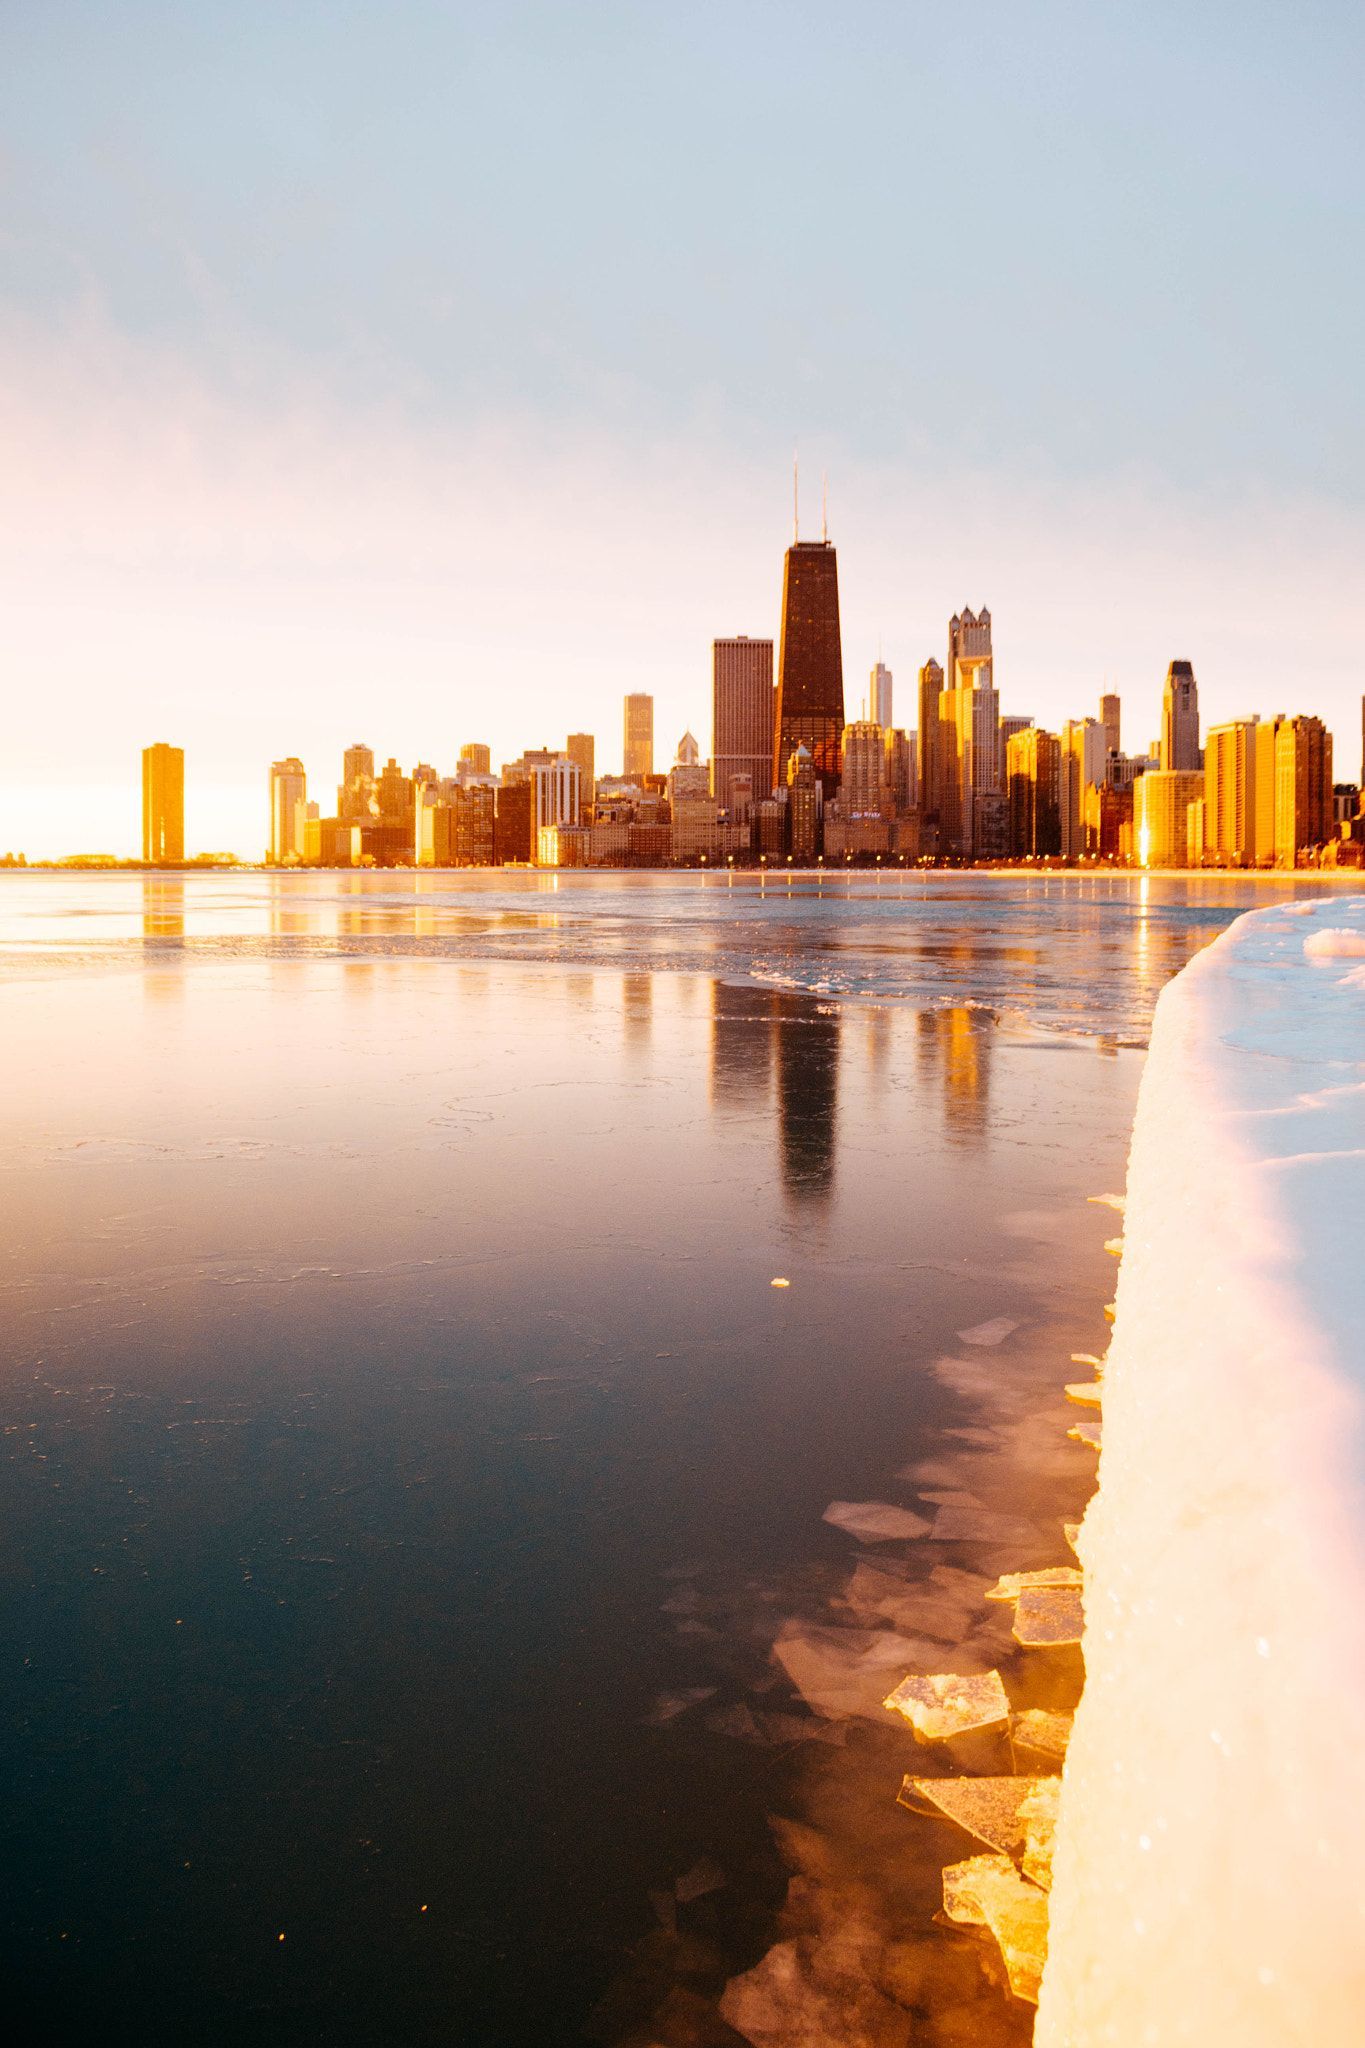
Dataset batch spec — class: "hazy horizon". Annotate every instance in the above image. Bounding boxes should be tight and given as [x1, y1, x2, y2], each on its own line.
[3, 2, 1364, 857]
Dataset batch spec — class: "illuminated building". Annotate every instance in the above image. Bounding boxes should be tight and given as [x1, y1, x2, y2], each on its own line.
[1203, 720, 1265, 867]
[774, 538, 844, 796]
[667, 731, 709, 803]
[269, 758, 307, 864]
[530, 758, 582, 860]
[941, 608, 999, 857]
[1135, 768, 1204, 867]
[1274, 716, 1333, 866]
[1060, 717, 1107, 859]
[883, 727, 913, 813]
[785, 744, 819, 860]
[623, 694, 654, 779]
[917, 658, 946, 846]
[840, 720, 889, 817]
[1100, 693, 1122, 762]
[1006, 727, 1062, 857]
[141, 743, 185, 863]
[458, 742, 491, 776]
[338, 743, 376, 821]
[869, 660, 893, 729]
[712, 636, 774, 804]
[1159, 661, 1200, 770]
[565, 734, 594, 821]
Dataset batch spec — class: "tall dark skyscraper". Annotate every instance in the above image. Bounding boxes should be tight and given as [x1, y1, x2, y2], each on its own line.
[774, 539, 844, 795]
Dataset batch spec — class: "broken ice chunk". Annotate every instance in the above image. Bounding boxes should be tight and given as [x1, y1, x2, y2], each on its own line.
[941, 1855, 1049, 2003]
[1065, 1382, 1103, 1408]
[1068, 1416, 1102, 1450]
[644, 1687, 718, 1725]
[775, 1623, 929, 1720]
[1102, 1301, 1117, 1322]
[1012, 1585, 1085, 1647]
[1088, 1192, 1126, 1213]
[1010, 1707, 1073, 1767]
[930, 1504, 1036, 1545]
[1104, 1237, 1124, 1257]
[882, 1668, 1010, 1740]
[674, 1856, 726, 1904]
[956, 1317, 1021, 1348]
[1062, 1522, 1081, 1554]
[985, 1566, 1083, 1602]
[897, 1773, 1057, 1863]
[822, 1500, 931, 1542]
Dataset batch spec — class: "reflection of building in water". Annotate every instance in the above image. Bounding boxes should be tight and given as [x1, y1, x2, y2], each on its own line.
[709, 982, 776, 1110]
[709, 983, 840, 1200]
[621, 973, 652, 1051]
[141, 876, 184, 941]
[915, 1005, 993, 1142]
[773, 994, 840, 1202]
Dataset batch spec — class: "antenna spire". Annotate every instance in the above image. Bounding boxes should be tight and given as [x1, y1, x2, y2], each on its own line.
[821, 472, 828, 542]
[793, 450, 799, 542]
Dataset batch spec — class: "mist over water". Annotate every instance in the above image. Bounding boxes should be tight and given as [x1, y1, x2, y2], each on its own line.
[0, 872, 1354, 2045]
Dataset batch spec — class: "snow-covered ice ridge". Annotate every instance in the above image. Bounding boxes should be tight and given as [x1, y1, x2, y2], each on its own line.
[1038, 899, 1365, 2045]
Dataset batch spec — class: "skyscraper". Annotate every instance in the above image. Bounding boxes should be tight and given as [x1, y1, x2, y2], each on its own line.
[774, 538, 844, 796]
[566, 733, 595, 822]
[1274, 716, 1333, 867]
[623, 695, 654, 780]
[869, 661, 893, 729]
[785, 744, 819, 860]
[458, 742, 491, 776]
[269, 757, 307, 865]
[941, 608, 998, 857]
[338, 743, 376, 821]
[142, 743, 184, 863]
[1100, 693, 1121, 761]
[1203, 721, 1262, 867]
[1007, 727, 1062, 858]
[712, 636, 774, 806]
[916, 659, 946, 839]
[840, 722, 889, 817]
[1160, 662, 1200, 771]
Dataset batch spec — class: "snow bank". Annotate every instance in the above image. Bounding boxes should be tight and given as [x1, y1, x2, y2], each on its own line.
[1037, 898, 1365, 2047]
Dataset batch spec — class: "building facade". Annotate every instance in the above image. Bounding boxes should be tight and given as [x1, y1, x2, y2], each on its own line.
[142, 743, 185, 863]
[1160, 661, 1201, 771]
[712, 635, 775, 808]
[1274, 716, 1333, 867]
[623, 694, 654, 780]
[774, 539, 844, 796]
[269, 757, 307, 865]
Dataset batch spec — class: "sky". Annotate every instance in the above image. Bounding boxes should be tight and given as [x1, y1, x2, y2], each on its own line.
[2, 0, 1364, 857]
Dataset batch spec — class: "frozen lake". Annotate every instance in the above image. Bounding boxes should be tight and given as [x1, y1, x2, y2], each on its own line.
[0, 871, 1357, 2045]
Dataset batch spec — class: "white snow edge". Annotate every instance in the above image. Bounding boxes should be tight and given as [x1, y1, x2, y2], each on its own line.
[1037, 896, 1365, 2048]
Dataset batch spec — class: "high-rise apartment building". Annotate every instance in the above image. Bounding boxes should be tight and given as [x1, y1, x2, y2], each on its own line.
[1007, 727, 1062, 858]
[458, 742, 491, 776]
[712, 636, 774, 806]
[869, 661, 893, 729]
[623, 695, 654, 780]
[840, 721, 889, 818]
[1100, 694, 1122, 762]
[774, 539, 844, 796]
[883, 728, 913, 813]
[565, 734, 595, 822]
[531, 757, 582, 862]
[1060, 717, 1108, 859]
[1203, 720, 1264, 867]
[1274, 716, 1333, 867]
[269, 757, 307, 865]
[1160, 662, 1200, 771]
[1135, 769, 1204, 867]
[142, 743, 185, 863]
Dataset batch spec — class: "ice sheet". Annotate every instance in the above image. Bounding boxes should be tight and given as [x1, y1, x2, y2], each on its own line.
[941, 1855, 1049, 2003]
[1011, 1586, 1084, 1647]
[1038, 899, 1365, 2045]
